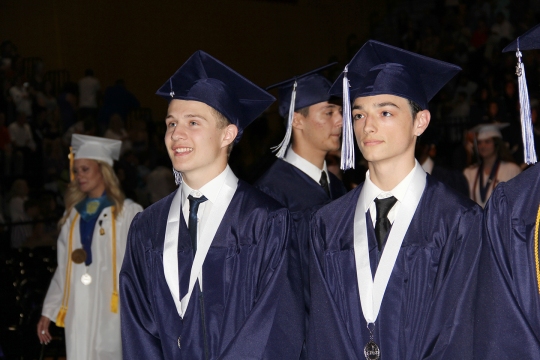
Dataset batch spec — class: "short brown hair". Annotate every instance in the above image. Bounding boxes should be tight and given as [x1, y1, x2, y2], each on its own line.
[408, 100, 423, 120]
[211, 107, 235, 155]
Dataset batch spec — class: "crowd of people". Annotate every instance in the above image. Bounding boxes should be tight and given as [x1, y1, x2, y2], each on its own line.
[1, 0, 540, 358]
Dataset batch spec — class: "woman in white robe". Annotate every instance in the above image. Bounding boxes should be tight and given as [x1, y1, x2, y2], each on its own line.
[37, 135, 142, 359]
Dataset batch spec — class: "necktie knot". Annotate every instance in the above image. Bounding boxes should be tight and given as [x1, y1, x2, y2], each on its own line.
[374, 196, 397, 220]
[319, 171, 330, 196]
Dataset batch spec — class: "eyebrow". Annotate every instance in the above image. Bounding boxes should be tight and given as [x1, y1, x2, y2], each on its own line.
[165, 113, 208, 122]
[352, 102, 400, 111]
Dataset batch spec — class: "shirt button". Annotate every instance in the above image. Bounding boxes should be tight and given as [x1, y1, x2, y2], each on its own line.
[193, 191, 202, 197]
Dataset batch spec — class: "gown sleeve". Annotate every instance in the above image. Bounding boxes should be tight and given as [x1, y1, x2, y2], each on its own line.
[120, 212, 164, 359]
[41, 211, 72, 322]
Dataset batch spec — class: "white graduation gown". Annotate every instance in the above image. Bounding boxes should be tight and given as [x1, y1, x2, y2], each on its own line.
[42, 199, 142, 360]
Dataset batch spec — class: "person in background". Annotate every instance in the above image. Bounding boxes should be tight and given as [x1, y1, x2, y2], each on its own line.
[78, 68, 101, 120]
[463, 123, 521, 207]
[37, 135, 143, 360]
[474, 22, 540, 359]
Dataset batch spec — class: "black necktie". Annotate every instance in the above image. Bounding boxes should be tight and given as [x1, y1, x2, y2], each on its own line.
[188, 194, 208, 254]
[319, 171, 330, 197]
[374, 196, 397, 251]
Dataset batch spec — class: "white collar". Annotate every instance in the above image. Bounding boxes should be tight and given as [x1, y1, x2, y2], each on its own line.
[284, 148, 328, 184]
[362, 161, 423, 213]
[421, 156, 435, 175]
[181, 165, 230, 205]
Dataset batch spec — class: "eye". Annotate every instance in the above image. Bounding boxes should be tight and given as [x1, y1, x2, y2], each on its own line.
[382, 111, 392, 117]
[189, 120, 198, 126]
[167, 121, 176, 128]
[352, 113, 364, 121]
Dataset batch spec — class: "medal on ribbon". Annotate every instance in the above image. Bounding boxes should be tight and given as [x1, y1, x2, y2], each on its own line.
[71, 248, 87, 264]
[364, 323, 380, 360]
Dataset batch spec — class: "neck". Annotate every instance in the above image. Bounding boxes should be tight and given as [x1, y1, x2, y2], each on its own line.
[292, 142, 326, 170]
[88, 185, 106, 199]
[482, 154, 497, 171]
[368, 157, 416, 191]
[183, 161, 227, 190]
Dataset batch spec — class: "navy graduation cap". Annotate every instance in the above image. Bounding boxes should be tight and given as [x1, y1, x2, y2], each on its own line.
[156, 50, 275, 142]
[266, 63, 338, 158]
[503, 23, 540, 164]
[330, 40, 461, 170]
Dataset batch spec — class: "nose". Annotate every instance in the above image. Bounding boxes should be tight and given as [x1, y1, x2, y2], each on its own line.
[362, 114, 376, 134]
[170, 125, 186, 141]
[334, 111, 343, 128]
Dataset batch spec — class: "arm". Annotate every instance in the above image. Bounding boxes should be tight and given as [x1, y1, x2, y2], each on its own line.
[120, 212, 164, 358]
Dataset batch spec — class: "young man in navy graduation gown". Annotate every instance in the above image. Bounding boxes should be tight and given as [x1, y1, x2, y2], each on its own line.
[474, 24, 540, 359]
[255, 64, 347, 212]
[119, 51, 303, 359]
[306, 40, 484, 360]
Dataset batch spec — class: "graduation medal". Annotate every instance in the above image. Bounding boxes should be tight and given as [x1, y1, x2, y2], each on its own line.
[71, 248, 87, 264]
[364, 323, 380, 360]
[81, 273, 92, 285]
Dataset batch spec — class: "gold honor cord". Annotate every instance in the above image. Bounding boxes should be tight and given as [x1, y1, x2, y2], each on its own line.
[535, 204, 540, 295]
[111, 207, 119, 313]
[56, 212, 79, 327]
[55, 207, 119, 328]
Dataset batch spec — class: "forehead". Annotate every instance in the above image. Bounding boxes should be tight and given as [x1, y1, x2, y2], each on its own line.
[352, 94, 409, 108]
[167, 99, 216, 116]
[309, 101, 340, 111]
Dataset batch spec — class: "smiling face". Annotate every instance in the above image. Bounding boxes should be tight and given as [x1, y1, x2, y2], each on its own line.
[352, 94, 430, 170]
[73, 159, 106, 198]
[164, 99, 237, 188]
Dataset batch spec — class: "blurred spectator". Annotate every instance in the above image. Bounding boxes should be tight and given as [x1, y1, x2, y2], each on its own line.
[98, 79, 139, 134]
[0, 40, 19, 77]
[8, 178, 29, 247]
[104, 113, 132, 155]
[9, 77, 32, 117]
[144, 155, 176, 205]
[57, 81, 78, 131]
[0, 112, 12, 175]
[36, 80, 58, 116]
[491, 11, 514, 41]
[470, 18, 490, 50]
[78, 68, 100, 119]
[8, 112, 36, 175]
[129, 119, 149, 155]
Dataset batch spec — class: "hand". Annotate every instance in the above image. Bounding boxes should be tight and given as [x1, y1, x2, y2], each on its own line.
[37, 316, 52, 344]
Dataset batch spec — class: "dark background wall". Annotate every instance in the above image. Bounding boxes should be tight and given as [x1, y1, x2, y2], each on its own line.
[0, 0, 379, 120]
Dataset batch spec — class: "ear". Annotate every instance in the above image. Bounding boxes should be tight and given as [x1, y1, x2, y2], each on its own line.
[291, 112, 305, 130]
[221, 124, 238, 148]
[413, 110, 431, 137]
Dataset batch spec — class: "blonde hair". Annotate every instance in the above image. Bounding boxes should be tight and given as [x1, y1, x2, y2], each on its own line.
[59, 160, 125, 227]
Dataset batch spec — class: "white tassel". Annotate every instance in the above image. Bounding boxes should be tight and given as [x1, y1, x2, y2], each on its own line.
[173, 168, 183, 185]
[340, 65, 355, 170]
[516, 47, 537, 164]
[272, 81, 297, 158]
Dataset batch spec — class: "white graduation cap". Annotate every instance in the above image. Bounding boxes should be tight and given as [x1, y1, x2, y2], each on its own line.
[71, 134, 122, 166]
[469, 123, 509, 141]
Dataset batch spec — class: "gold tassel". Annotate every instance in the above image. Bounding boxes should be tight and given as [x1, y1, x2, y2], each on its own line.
[56, 305, 67, 328]
[69, 146, 75, 181]
[111, 291, 119, 313]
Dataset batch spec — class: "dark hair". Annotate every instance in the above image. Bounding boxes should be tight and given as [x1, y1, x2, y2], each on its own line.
[210, 107, 235, 155]
[408, 100, 423, 120]
[85, 68, 94, 76]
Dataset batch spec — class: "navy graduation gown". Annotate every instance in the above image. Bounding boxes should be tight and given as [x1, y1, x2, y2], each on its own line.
[475, 164, 540, 358]
[120, 181, 304, 359]
[255, 158, 347, 213]
[307, 175, 483, 360]
[431, 165, 469, 198]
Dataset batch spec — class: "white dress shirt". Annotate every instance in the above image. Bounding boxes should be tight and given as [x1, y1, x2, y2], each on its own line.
[180, 165, 233, 288]
[285, 148, 330, 185]
[362, 161, 423, 225]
